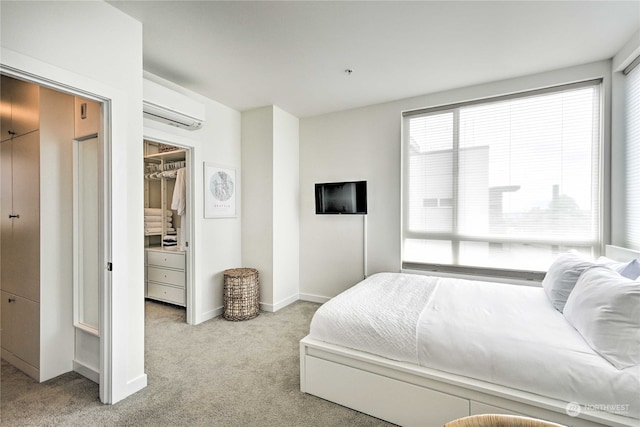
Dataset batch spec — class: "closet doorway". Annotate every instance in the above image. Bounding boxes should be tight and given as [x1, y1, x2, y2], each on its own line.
[143, 139, 194, 323]
[0, 73, 108, 395]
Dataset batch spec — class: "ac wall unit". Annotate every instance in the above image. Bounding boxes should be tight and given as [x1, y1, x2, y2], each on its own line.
[143, 79, 205, 130]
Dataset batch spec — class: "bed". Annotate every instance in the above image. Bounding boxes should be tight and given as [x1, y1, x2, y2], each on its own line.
[299, 246, 640, 427]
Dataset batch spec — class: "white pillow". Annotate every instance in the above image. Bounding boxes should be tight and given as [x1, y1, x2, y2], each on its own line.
[542, 251, 594, 312]
[563, 266, 640, 370]
[620, 259, 640, 280]
[596, 256, 640, 280]
[596, 255, 625, 270]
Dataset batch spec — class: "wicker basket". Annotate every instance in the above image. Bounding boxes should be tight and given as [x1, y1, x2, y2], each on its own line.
[223, 268, 260, 321]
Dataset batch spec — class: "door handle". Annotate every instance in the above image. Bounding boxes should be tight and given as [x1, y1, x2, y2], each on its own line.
[8, 214, 19, 219]
[8, 298, 15, 303]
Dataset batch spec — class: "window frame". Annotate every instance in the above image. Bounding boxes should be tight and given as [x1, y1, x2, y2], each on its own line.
[401, 79, 606, 279]
[622, 58, 640, 251]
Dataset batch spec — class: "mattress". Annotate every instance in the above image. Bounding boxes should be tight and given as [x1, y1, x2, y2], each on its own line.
[309, 272, 640, 419]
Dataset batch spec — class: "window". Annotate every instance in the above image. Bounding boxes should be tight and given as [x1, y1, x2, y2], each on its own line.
[402, 80, 602, 277]
[624, 60, 640, 250]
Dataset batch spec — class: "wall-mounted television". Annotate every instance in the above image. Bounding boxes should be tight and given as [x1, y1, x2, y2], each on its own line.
[315, 181, 367, 215]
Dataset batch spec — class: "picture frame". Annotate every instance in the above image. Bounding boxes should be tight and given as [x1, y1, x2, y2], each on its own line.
[204, 163, 236, 218]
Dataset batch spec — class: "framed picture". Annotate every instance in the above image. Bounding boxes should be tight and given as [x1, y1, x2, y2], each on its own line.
[204, 163, 236, 218]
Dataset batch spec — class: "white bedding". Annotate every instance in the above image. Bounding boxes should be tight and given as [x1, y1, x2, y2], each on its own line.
[309, 272, 640, 420]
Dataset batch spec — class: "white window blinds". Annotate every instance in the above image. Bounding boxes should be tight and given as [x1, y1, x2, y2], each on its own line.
[625, 63, 640, 250]
[402, 81, 602, 275]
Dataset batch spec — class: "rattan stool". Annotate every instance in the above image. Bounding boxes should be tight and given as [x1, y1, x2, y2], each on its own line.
[223, 268, 260, 321]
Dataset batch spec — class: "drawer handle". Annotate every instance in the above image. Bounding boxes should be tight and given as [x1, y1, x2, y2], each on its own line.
[8, 298, 15, 303]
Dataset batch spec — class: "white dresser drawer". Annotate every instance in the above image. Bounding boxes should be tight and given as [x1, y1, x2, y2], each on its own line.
[147, 266, 185, 287]
[147, 250, 185, 270]
[147, 282, 185, 306]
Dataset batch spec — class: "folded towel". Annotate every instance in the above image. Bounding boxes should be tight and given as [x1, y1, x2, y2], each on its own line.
[163, 235, 178, 242]
[145, 227, 176, 233]
[144, 215, 172, 221]
[144, 208, 173, 216]
[145, 220, 172, 227]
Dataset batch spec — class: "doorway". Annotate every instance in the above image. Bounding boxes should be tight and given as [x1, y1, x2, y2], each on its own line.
[143, 139, 194, 323]
[0, 72, 108, 399]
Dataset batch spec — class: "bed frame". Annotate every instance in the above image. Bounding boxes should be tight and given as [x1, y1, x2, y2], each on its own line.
[299, 246, 640, 427]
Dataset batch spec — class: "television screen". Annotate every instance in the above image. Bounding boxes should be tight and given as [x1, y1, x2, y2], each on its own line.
[315, 181, 367, 215]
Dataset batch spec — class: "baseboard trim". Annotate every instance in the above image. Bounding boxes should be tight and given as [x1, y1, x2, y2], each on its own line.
[73, 360, 99, 384]
[299, 293, 330, 304]
[196, 306, 223, 325]
[2, 349, 39, 381]
[273, 293, 299, 312]
[126, 373, 148, 396]
[198, 293, 327, 320]
[110, 372, 149, 404]
[259, 302, 275, 312]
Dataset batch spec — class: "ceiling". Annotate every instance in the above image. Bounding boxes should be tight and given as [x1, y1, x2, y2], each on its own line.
[107, 1, 639, 118]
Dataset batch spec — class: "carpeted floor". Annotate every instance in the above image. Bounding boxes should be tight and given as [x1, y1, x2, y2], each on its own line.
[1, 300, 395, 426]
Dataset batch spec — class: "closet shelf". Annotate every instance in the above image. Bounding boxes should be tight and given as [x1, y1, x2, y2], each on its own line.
[144, 157, 161, 165]
[144, 175, 177, 181]
[144, 149, 186, 162]
[147, 245, 185, 253]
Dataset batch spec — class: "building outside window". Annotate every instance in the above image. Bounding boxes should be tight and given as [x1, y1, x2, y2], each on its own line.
[402, 81, 602, 277]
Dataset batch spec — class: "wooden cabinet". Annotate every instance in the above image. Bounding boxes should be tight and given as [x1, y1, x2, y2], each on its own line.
[1, 291, 40, 375]
[1, 77, 42, 379]
[1, 77, 75, 382]
[1, 131, 41, 302]
[145, 248, 186, 306]
[1, 75, 40, 142]
[1, 77, 41, 305]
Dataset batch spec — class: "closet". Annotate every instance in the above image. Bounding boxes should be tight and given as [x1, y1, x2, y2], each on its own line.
[143, 141, 188, 307]
[0, 75, 76, 381]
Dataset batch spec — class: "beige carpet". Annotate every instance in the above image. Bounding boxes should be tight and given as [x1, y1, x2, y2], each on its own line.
[1, 300, 394, 426]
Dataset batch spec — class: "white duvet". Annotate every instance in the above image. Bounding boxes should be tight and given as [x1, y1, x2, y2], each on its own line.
[309, 272, 640, 420]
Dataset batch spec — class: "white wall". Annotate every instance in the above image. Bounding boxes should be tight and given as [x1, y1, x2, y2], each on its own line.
[242, 105, 300, 310]
[241, 107, 275, 306]
[1, 0, 145, 403]
[39, 87, 75, 381]
[273, 107, 300, 309]
[142, 73, 242, 323]
[299, 60, 612, 300]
